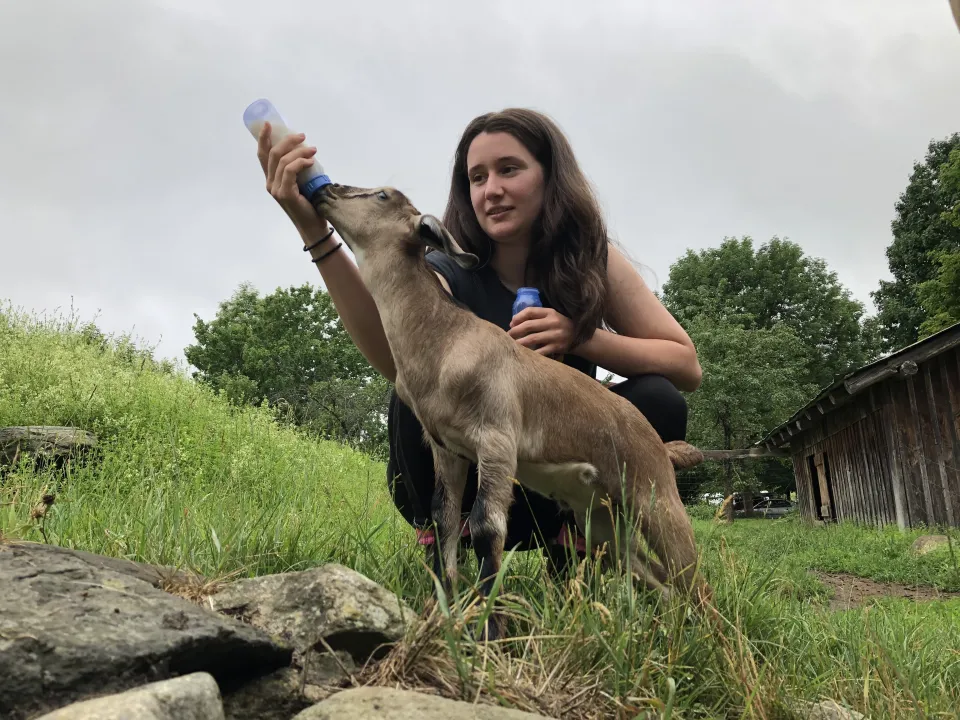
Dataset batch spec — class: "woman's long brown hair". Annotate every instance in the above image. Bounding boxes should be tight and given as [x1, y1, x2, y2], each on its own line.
[441, 108, 609, 348]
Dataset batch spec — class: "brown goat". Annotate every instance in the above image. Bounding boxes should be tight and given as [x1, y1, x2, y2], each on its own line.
[314, 182, 711, 639]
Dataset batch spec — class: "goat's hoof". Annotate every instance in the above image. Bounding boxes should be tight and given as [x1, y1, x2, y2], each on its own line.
[475, 613, 505, 643]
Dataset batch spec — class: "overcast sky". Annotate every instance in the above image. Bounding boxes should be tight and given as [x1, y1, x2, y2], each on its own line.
[2, 0, 959, 367]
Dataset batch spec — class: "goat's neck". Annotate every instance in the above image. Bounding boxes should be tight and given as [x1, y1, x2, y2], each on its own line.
[363, 251, 468, 391]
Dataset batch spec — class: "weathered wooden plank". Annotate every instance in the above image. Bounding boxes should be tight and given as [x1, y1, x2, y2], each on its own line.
[926, 361, 956, 527]
[860, 420, 880, 525]
[833, 436, 858, 524]
[894, 380, 926, 526]
[856, 418, 881, 525]
[882, 384, 909, 529]
[793, 453, 815, 520]
[870, 411, 897, 525]
[907, 374, 938, 524]
[936, 355, 960, 525]
[873, 411, 898, 525]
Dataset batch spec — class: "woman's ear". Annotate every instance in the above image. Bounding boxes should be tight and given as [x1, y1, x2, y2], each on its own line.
[416, 215, 479, 269]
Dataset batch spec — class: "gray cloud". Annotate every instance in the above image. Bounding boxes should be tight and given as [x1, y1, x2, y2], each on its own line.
[2, 0, 959, 365]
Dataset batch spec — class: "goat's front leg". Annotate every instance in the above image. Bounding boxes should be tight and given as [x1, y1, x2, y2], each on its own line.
[429, 443, 469, 599]
[470, 432, 517, 642]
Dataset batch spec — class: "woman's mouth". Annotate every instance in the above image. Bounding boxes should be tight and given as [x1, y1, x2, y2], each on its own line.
[488, 206, 513, 218]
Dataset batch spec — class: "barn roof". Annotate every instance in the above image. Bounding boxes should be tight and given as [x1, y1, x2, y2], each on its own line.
[759, 321, 960, 450]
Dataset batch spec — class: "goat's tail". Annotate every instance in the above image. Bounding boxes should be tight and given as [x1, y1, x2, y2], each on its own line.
[664, 440, 704, 470]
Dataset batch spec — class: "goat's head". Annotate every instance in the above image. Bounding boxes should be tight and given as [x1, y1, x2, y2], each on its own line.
[314, 183, 478, 271]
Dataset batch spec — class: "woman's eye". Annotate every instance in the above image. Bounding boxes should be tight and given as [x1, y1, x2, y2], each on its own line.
[377, 190, 388, 200]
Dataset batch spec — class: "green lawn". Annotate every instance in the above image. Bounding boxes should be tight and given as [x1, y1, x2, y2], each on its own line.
[3, 305, 960, 719]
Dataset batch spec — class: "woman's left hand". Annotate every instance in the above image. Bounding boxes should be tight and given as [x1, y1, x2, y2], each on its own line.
[508, 307, 575, 357]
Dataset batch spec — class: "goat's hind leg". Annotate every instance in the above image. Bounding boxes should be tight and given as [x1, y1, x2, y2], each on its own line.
[429, 443, 469, 599]
[470, 432, 518, 642]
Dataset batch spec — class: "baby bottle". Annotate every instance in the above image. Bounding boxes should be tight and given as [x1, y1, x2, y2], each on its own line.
[243, 98, 332, 205]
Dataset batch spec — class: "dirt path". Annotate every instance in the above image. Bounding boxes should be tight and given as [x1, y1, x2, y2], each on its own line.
[813, 571, 960, 611]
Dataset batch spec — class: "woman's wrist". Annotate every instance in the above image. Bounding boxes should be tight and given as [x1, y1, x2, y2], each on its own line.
[304, 224, 337, 257]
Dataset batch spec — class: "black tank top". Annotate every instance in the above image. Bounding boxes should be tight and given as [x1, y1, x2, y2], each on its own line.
[426, 250, 598, 380]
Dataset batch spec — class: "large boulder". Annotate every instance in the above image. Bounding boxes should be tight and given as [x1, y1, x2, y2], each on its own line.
[207, 563, 417, 666]
[0, 542, 292, 720]
[31, 672, 225, 720]
[293, 687, 554, 720]
[0, 426, 97, 469]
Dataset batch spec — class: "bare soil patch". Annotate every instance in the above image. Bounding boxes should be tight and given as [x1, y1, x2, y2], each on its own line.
[813, 571, 960, 611]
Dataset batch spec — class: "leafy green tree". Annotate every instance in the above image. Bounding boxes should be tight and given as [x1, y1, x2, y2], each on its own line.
[185, 282, 391, 458]
[917, 249, 960, 338]
[914, 146, 960, 338]
[680, 313, 817, 518]
[662, 236, 879, 390]
[872, 133, 960, 350]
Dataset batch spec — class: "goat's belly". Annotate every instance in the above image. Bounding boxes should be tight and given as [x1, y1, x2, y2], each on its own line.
[515, 461, 605, 511]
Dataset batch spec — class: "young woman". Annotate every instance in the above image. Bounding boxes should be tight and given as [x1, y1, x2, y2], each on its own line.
[256, 108, 702, 572]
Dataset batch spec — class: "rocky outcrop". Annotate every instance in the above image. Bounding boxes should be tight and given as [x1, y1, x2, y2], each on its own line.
[31, 672, 225, 720]
[0, 541, 291, 720]
[0, 541, 425, 720]
[0, 426, 97, 470]
[292, 687, 553, 720]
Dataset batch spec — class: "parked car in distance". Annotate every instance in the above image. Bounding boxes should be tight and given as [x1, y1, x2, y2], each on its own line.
[753, 497, 797, 519]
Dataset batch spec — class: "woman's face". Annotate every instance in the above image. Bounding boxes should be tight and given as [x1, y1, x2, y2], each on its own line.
[466, 131, 545, 247]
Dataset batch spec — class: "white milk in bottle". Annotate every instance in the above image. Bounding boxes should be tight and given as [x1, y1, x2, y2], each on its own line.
[242, 98, 332, 204]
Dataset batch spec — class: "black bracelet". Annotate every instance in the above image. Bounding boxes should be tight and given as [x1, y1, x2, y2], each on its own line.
[303, 226, 335, 252]
[312, 241, 343, 264]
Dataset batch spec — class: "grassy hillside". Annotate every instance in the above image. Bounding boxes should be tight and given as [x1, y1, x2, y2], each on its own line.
[0, 304, 421, 593]
[3, 304, 960, 719]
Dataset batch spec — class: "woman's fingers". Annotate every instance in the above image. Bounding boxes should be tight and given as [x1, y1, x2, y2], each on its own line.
[270, 145, 317, 199]
[508, 317, 553, 340]
[266, 131, 306, 186]
[276, 155, 317, 201]
[515, 330, 553, 349]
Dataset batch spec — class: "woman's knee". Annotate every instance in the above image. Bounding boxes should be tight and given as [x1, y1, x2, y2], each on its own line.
[609, 374, 688, 442]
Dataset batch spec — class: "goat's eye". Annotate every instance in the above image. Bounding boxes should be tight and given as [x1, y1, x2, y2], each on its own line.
[377, 190, 388, 200]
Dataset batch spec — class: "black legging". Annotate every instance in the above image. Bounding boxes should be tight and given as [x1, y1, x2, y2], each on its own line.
[385, 374, 688, 553]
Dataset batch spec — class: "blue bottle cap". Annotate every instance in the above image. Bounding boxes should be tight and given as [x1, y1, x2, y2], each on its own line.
[516, 287, 542, 304]
[302, 174, 332, 200]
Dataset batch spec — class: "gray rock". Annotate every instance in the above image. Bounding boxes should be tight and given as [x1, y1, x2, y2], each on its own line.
[794, 699, 866, 720]
[293, 687, 553, 719]
[31, 672, 225, 720]
[0, 425, 97, 468]
[910, 534, 951, 556]
[208, 563, 417, 665]
[0, 542, 292, 720]
[221, 667, 332, 720]
[7, 539, 202, 589]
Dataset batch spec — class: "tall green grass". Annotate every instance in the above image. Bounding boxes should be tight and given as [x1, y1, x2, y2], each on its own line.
[3, 304, 959, 718]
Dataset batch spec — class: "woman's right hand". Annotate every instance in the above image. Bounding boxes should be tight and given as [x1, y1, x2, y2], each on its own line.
[256, 121, 328, 243]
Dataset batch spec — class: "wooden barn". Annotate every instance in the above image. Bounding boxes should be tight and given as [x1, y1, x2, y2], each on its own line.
[758, 322, 960, 530]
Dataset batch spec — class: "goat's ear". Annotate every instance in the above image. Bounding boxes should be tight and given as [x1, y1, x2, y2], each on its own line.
[417, 215, 479, 270]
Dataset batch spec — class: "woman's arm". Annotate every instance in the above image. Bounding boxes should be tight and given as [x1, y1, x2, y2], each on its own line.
[573, 244, 702, 391]
[306, 224, 397, 382]
[257, 124, 397, 382]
